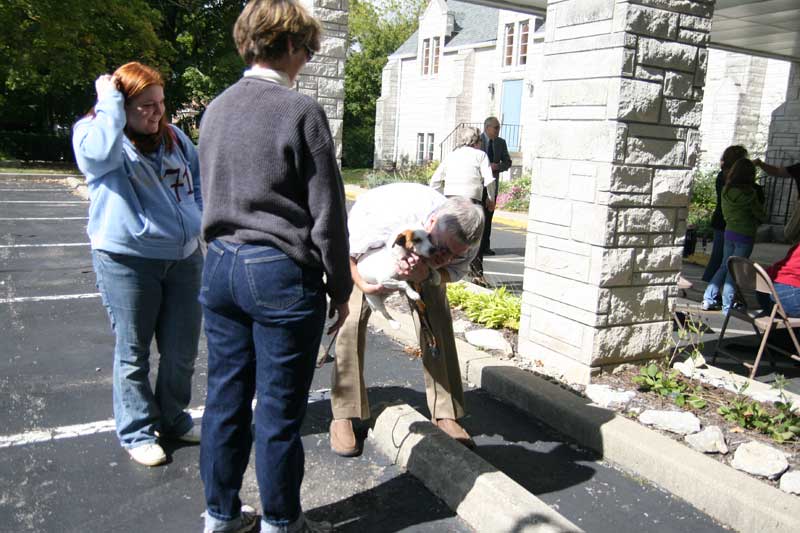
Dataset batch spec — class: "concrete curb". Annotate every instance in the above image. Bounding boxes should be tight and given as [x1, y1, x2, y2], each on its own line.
[369, 295, 800, 533]
[343, 184, 528, 230]
[471, 364, 800, 533]
[371, 403, 583, 533]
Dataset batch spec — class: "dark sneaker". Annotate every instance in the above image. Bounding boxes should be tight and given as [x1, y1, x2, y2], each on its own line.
[483, 249, 496, 256]
[203, 505, 260, 533]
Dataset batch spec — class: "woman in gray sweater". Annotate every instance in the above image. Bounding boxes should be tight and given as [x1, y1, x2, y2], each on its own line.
[197, 1, 352, 532]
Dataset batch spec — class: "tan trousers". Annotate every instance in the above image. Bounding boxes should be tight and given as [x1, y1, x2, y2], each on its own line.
[330, 282, 465, 421]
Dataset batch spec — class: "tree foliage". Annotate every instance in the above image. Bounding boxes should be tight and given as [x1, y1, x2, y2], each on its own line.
[0, 0, 168, 131]
[343, 0, 426, 167]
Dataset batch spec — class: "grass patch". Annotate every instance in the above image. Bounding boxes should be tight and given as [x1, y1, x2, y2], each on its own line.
[340, 167, 371, 186]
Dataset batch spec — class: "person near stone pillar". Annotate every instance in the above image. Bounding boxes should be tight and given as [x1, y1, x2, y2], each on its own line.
[476, 116, 512, 277]
[702, 159, 766, 314]
[329, 184, 484, 457]
[702, 145, 749, 284]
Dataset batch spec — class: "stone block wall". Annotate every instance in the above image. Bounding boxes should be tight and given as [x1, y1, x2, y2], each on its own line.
[297, 0, 348, 160]
[766, 62, 800, 158]
[374, 59, 401, 167]
[521, 0, 715, 384]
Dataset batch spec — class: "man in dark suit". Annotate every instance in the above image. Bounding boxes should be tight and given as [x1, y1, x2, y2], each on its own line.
[472, 116, 512, 282]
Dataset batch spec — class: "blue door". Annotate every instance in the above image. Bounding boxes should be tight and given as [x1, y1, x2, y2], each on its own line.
[500, 79, 522, 151]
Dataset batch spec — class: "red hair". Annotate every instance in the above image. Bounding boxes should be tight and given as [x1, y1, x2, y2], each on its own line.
[114, 62, 174, 153]
[86, 62, 174, 153]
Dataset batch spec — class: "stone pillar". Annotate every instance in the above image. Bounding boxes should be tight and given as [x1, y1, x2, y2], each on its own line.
[766, 62, 800, 161]
[518, 0, 715, 384]
[298, 0, 348, 161]
[374, 59, 401, 169]
[763, 62, 800, 226]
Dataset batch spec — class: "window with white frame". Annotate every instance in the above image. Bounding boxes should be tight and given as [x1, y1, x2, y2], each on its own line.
[422, 39, 431, 75]
[432, 37, 440, 74]
[518, 20, 529, 65]
[503, 24, 514, 66]
[426, 133, 435, 161]
[421, 37, 441, 76]
[417, 133, 426, 163]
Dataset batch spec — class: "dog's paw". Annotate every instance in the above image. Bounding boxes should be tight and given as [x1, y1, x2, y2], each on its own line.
[406, 287, 421, 301]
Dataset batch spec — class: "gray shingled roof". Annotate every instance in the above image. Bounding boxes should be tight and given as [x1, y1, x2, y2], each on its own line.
[390, 0, 499, 57]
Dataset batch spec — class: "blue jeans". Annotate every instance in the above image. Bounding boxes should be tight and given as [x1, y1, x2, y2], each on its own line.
[200, 241, 326, 533]
[703, 239, 754, 314]
[702, 229, 725, 282]
[92, 248, 202, 448]
[757, 282, 800, 317]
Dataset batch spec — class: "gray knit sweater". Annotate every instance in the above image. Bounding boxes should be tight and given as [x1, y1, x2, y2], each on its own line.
[199, 77, 352, 304]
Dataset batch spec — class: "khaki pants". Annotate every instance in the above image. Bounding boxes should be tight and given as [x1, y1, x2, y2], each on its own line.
[330, 282, 465, 421]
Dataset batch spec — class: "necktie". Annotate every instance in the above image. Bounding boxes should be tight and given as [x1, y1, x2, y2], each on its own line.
[487, 140, 494, 162]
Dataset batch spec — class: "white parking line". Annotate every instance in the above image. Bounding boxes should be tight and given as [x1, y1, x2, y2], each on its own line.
[0, 293, 100, 304]
[0, 242, 90, 249]
[0, 217, 88, 221]
[0, 200, 87, 204]
[0, 389, 332, 448]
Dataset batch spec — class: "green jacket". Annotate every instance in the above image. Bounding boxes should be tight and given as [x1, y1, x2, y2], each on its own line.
[721, 187, 765, 238]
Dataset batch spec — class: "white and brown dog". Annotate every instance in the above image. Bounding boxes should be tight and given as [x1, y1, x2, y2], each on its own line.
[357, 228, 441, 329]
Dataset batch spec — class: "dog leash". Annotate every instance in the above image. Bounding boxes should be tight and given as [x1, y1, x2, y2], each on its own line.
[316, 329, 339, 368]
[410, 283, 440, 358]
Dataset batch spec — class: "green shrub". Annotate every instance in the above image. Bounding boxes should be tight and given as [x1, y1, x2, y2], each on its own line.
[0, 131, 74, 162]
[365, 162, 439, 188]
[446, 284, 520, 330]
[689, 166, 718, 240]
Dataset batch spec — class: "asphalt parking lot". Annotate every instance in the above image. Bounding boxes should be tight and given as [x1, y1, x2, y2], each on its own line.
[0, 173, 731, 532]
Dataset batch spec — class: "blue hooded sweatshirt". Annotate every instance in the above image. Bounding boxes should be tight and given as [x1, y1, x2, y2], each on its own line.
[72, 89, 202, 260]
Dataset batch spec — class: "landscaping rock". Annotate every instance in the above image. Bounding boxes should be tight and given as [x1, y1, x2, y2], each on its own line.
[464, 329, 513, 355]
[731, 441, 789, 479]
[684, 426, 728, 454]
[673, 354, 707, 378]
[585, 384, 635, 409]
[638, 409, 700, 435]
[611, 363, 638, 375]
[452, 319, 472, 334]
[779, 470, 800, 495]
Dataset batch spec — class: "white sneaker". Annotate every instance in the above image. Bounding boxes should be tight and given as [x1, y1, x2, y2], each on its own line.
[128, 443, 167, 466]
[178, 425, 201, 444]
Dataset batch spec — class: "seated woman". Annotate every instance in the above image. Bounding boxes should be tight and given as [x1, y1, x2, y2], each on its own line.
[757, 245, 800, 317]
[755, 159, 800, 316]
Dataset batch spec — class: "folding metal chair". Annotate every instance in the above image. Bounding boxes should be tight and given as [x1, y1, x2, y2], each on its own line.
[712, 256, 800, 379]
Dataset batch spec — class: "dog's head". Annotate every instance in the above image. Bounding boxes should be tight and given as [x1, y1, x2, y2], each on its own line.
[393, 229, 436, 258]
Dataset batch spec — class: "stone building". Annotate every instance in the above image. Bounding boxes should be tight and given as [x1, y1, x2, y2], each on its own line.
[373, 0, 792, 178]
[372, 0, 800, 384]
[297, 0, 349, 160]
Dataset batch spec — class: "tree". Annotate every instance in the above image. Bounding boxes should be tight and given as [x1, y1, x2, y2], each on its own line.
[343, 0, 426, 168]
[0, 0, 169, 131]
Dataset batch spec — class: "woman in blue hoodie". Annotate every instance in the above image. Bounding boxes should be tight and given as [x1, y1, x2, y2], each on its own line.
[72, 62, 203, 467]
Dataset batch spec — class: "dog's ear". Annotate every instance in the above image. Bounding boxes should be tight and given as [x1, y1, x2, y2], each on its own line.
[394, 230, 415, 250]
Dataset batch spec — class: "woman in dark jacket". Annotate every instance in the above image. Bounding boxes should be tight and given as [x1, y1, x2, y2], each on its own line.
[702, 145, 748, 282]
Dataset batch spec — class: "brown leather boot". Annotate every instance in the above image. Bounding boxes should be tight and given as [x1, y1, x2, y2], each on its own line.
[329, 419, 359, 457]
[433, 418, 476, 449]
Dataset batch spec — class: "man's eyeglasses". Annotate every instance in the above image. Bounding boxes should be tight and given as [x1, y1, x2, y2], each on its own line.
[304, 44, 315, 62]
